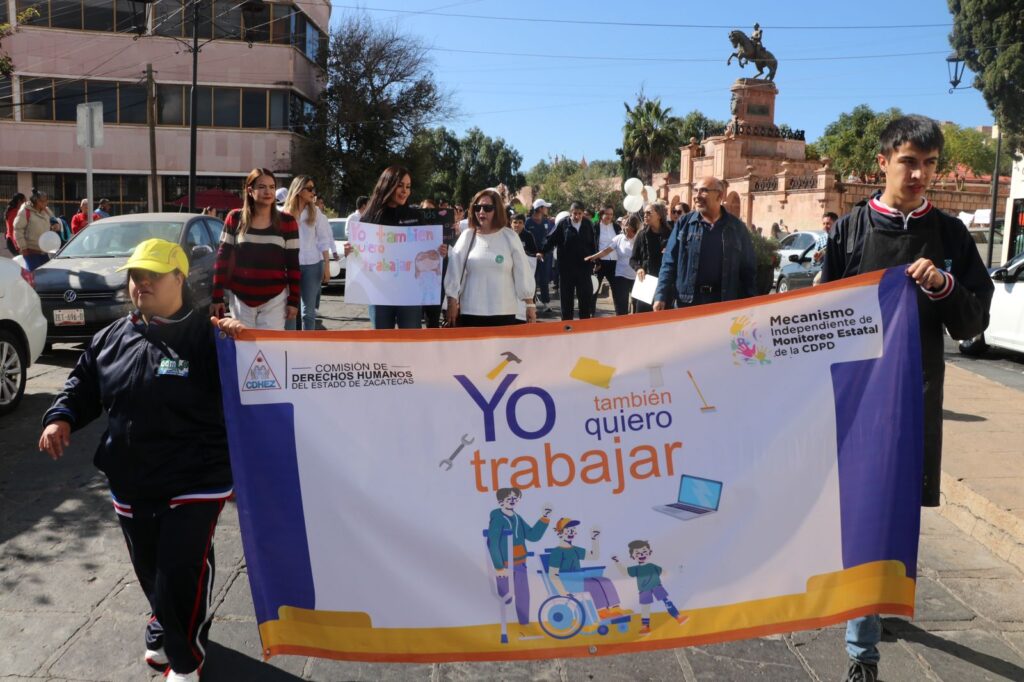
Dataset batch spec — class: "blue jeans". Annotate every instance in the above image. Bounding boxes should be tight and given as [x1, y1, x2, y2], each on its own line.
[368, 305, 422, 330]
[846, 615, 881, 664]
[288, 262, 323, 331]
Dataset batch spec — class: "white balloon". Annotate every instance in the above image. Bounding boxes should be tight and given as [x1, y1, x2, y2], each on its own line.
[644, 186, 659, 204]
[623, 178, 643, 196]
[623, 195, 644, 213]
[38, 231, 61, 253]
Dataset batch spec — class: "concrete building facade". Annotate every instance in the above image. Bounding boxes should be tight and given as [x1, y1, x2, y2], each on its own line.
[0, 0, 329, 218]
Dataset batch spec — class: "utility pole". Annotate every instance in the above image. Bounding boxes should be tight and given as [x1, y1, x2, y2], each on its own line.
[986, 125, 1002, 267]
[187, 0, 200, 213]
[146, 64, 159, 213]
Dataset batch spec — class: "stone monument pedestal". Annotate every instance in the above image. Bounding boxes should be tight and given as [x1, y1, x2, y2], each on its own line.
[728, 78, 779, 136]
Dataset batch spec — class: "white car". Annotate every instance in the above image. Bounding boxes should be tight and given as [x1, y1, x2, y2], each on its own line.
[959, 250, 1024, 356]
[328, 218, 348, 284]
[774, 231, 826, 281]
[0, 257, 47, 415]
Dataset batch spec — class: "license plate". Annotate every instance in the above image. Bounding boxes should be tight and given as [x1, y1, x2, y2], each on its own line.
[54, 308, 85, 326]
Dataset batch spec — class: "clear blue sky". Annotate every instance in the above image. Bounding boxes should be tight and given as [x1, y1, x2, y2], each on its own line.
[328, 0, 994, 170]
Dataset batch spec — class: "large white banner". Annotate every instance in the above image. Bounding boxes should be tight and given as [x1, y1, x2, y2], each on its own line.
[217, 268, 924, 663]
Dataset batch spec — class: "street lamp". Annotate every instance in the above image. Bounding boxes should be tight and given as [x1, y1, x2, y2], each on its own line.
[946, 48, 1002, 266]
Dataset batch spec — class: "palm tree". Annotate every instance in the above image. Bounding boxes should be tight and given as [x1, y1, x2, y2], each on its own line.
[621, 95, 676, 184]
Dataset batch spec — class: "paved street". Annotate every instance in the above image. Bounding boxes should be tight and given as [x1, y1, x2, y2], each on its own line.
[2, 288, 1023, 681]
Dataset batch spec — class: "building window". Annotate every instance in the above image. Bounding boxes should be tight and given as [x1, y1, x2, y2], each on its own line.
[16, 0, 49, 26]
[157, 84, 184, 125]
[21, 78, 53, 120]
[82, 0, 113, 31]
[32, 173, 147, 219]
[86, 79, 118, 123]
[162, 175, 244, 211]
[193, 85, 213, 126]
[154, 0, 183, 37]
[53, 80, 85, 121]
[241, 89, 266, 128]
[15, 0, 137, 31]
[214, 0, 241, 39]
[0, 77, 13, 120]
[244, 0, 269, 43]
[118, 83, 147, 124]
[213, 87, 238, 127]
[269, 89, 288, 130]
[51, 0, 83, 29]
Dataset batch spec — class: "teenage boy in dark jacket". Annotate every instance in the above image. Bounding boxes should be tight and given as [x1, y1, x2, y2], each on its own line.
[821, 115, 993, 682]
[542, 201, 599, 320]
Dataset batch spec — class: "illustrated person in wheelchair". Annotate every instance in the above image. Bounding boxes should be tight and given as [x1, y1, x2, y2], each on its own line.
[546, 518, 628, 620]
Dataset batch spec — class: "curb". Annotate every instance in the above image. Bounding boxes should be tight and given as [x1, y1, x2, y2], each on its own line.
[938, 471, 1024, 574]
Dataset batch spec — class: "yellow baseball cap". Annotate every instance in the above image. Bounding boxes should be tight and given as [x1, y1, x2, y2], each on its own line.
[118, 238, 189, 277]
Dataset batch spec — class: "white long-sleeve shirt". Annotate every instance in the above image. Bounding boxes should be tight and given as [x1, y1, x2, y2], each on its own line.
[294, 206, 334, 265]
[444, 227, 535, 316]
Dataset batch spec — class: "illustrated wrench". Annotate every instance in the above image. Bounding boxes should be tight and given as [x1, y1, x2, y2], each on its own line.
[440, 434, 475, 470]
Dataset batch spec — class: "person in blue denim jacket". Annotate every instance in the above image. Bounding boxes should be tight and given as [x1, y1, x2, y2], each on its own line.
[653, 176, 756, 309]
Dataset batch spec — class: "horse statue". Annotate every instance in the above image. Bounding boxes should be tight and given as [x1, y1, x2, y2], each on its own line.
[727, 29, 778, 82]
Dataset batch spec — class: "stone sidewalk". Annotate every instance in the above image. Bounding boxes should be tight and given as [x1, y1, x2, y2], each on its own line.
[2, 293, 1023, 681]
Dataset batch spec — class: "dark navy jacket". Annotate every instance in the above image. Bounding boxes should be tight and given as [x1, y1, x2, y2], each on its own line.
[43, 308, 232, 504]
[655, 209, 756, 304]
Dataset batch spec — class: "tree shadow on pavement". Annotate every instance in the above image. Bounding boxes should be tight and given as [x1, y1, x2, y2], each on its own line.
[201, 643, 304, 681]
[884, 620, 1024, 680]
[941, 409, 987, 422]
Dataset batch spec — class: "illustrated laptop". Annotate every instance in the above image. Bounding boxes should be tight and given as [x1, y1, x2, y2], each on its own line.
[653, 475, 723, 520]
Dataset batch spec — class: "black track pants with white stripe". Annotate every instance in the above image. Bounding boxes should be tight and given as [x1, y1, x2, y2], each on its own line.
[118, 500, 224, 675]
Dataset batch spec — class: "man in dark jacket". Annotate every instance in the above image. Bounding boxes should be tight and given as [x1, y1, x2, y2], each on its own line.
[542, 201, 598, 320]
[38, 239, 245, 682]
[653, 176, 756, 309]
[821, 115, 993, 682]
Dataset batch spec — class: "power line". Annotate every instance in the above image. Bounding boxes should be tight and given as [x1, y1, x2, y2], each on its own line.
[330, 3, 954, 30]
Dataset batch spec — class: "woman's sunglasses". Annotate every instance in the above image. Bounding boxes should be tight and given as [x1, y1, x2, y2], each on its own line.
[473, 204, 496, 213]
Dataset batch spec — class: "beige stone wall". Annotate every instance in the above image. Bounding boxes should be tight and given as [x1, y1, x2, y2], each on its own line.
[839, 183, 1009, 218]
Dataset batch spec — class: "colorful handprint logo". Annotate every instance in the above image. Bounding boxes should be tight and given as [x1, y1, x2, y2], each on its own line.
[729, 315, 770, 366]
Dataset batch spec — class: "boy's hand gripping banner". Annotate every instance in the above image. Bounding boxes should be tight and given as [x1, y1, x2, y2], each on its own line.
[217, 268, 924, 663]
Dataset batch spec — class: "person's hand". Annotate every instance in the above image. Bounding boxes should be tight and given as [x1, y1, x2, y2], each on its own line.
[495, 569, 508, 577]
[321, 269, 331, 285]
[38, 421, 71, 460]
[653, 301, 666, 312]
[635, 268, 646, 282]
[584, 254, 597, 262]
[438, 244, 449, 258]
[906, 258, 946, 291]
[213, 316, 247, 339]
[286, 305, 299, 320]
[526, 306, 537, 323]
[446, 298, 459, 326]
[536, 253, 544, 260]
[343, 243, 353, 256]
[209, 302, 226, 318]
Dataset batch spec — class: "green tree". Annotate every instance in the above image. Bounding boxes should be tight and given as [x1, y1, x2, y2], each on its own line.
[948, 0, 1024, 155]
[939, 123, 1012, 189]
[292, 14, 453, 212]
[405, 126, 525, 207]
[1, 8, 39, 76]
[524, 158, 621, 214]
[812, 105, 903, 180]
[620, 93, 676, 183]
[660, 110, 728, 173]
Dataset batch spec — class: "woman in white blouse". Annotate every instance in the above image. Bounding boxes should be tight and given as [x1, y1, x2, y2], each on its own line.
[283, 175, 334, 331]
[445, 188, 536, 327]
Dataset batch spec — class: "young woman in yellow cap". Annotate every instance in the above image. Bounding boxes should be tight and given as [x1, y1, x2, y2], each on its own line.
[38, 239, 244, 682]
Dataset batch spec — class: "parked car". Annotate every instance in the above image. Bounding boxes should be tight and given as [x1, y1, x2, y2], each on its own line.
[0, 257, 47, 415]
[773, 231, 826, 281]
[327, 217, 348, 285]
[775, 242, 823, 293]
[31, 213, 222, 344]
[959, 250, 1024, 356]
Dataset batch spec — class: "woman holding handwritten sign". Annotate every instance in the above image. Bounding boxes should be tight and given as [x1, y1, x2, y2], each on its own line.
[444, 188, 537, 327]
[360, 166, 448, 329]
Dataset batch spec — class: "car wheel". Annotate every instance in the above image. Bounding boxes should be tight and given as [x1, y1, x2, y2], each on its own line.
[777, 277, 789, 293]
[0, 329, 28, 416]
[958, 334, 987, 357]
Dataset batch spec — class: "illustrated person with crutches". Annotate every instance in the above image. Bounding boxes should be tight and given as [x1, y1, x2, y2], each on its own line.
[486, 487, 551, 625]
[38, 239, 246, 682]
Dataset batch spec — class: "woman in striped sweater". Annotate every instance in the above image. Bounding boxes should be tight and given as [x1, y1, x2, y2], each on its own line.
[210, 168, 300, 329]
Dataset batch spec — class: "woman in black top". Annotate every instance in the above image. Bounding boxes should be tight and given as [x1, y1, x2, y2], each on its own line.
[630, 201, 671, 313]
[358, 166, 448, 329]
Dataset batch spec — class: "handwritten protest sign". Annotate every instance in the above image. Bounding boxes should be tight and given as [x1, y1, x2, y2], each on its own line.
[344, 221, 443, 306]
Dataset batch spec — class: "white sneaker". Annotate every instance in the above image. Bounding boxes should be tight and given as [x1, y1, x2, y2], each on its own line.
[166, 670, 200, 682]
[144, 647, 167, 671]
